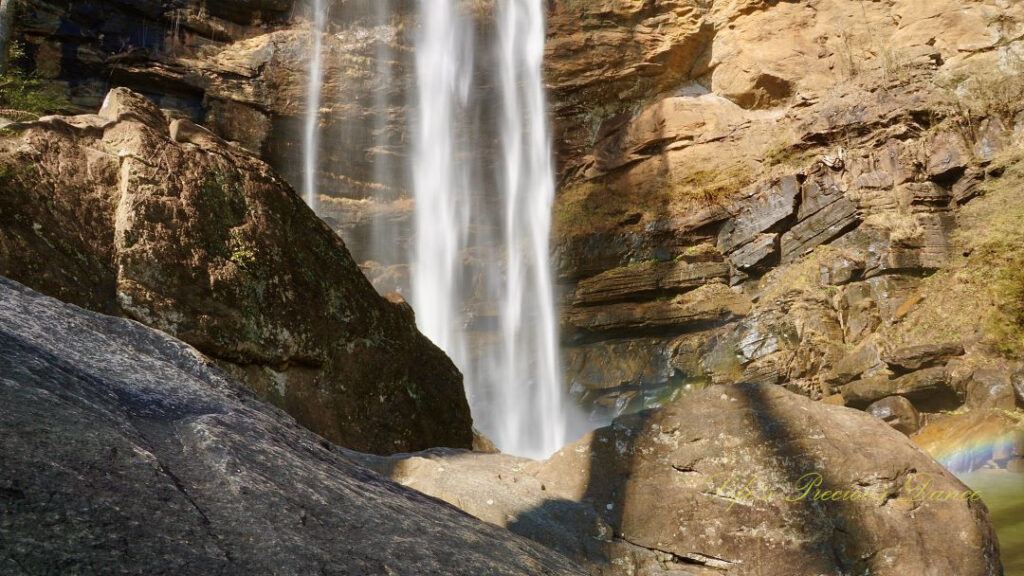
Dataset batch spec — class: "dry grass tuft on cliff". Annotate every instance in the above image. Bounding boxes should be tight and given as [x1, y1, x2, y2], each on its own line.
[668, 163, 752, 208]
[936, 53, 1024, 145]
[554, 164, 751, 238]
[885, 148, 1024, 357]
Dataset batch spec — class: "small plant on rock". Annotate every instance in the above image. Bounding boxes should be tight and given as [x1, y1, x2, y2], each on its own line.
[0, 42, 69, 119]
[936, 52, 1024, 144]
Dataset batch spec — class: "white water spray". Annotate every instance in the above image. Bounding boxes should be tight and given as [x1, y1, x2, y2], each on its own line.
[411, 0, 474, 383]
[370, 0, 402, 268]
[0, 0, 14, 75]
[412, 0, 578, 458]
[493, 0, 574, 457]
[302, 0, 326, 209]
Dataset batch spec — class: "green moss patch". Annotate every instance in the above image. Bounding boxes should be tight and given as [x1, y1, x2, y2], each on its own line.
[0, 43, 70, 118]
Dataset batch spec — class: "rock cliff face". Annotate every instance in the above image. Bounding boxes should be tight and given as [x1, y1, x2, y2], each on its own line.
[355, 383, 1003, 576]
[13, 0, 296, 142]
[544, 0, 1024, 449]
[10, 0, 421, 266]
[0, 88, 472, 455]
[7, 0, 1023, 477]
[2, 0, 1023, 573]
[0, 276, 582, 575]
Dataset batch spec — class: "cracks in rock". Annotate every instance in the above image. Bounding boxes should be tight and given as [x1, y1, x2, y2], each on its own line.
[616, 533, 735, 572]
[675, 551, 737, 571]
[124, 417, 233, 568]
[154, 457, 212, 526]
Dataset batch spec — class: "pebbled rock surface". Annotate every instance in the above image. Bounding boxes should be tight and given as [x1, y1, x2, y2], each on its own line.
[358, 383, 1004, 576]
[0, 88, 472, 455]
[0, 276, 583, 576]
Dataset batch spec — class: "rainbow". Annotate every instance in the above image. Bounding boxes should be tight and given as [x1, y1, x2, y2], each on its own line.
[927, 428, 1022, 474]
[913, 411, 1024, 475]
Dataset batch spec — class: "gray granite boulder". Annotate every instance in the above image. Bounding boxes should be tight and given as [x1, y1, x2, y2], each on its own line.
[0, 277, 583, 576]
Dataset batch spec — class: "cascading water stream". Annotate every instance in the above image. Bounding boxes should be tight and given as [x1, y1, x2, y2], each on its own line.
[0, 0, 14, 74]
[412, 0, 579, 458]
[302, 0, 326, 209]
[411, 0, 474, 398]
[370, 0, 400, 268]
[301, 0, 580, 459]
[492, 0, 574, 457]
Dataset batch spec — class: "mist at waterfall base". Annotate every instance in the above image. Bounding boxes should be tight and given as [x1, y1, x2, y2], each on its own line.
[301, 0, 585, 459]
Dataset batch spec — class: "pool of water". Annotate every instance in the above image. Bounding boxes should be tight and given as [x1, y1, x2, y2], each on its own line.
[960, 470, 1024, 575]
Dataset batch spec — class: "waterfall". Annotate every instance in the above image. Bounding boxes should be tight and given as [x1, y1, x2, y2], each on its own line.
[298, 0, 578, 458]
[412, 0, 578, 458]
[0, 0, 14, 75]
[370, 0, 402, 269]
[302, 0, 326, 209]
[411, 0, 473, 395]
[493, 0, 573, 457]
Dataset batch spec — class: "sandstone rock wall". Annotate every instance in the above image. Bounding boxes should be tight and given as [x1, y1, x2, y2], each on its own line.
[547, 0, 1024, 445]
[9, 0, 423, 268]
[7, 0, 1024, 468]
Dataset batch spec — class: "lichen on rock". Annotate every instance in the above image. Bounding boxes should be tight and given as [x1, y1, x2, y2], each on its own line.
[0, 87, 473, 455]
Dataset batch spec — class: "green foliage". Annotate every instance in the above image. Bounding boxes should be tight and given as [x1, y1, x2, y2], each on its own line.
[0, 158, 32, 185]
[0, 42, 70, 118]
[199, 168, 247, 223]
[226, 214, 259, 272]
[201, 170, 226, 197]
[229, 247, 258, 271]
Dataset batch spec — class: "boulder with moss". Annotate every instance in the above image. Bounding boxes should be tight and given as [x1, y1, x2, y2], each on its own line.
[0, 88, 472, 454]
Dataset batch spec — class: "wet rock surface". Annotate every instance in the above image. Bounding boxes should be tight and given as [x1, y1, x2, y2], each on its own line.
[6, 0, 1024, 571]
[12, 0, 1024, 436]
[913, 409, 1024, 474]
[0, 276, 584, 576]
[0, 89, 472, 455]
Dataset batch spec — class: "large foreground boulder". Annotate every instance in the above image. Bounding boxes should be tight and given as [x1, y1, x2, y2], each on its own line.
[0, 277, 582, 575]
[360, 384, 1003, 576]
[0, 88, 471, 454]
